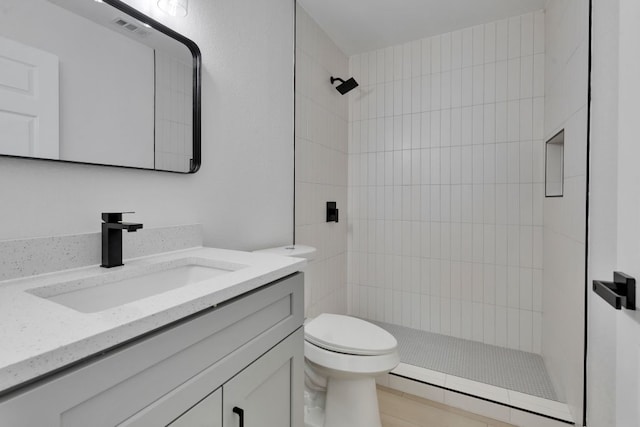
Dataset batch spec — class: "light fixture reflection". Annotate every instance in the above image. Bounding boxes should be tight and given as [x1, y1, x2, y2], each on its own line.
[157, 0, 188, 17]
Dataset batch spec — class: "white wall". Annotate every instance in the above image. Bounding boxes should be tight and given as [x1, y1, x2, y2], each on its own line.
[541, 0, 589, 421]
[295, 5, 349, 317]
[0, 0, 294, 252]
[347, 12, 546, 353]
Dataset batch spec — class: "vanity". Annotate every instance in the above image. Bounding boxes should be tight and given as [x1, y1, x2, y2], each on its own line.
[0, 247, 305, 426]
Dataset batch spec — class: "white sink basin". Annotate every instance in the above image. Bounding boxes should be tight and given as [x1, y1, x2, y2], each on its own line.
[27, 257, 246, 313]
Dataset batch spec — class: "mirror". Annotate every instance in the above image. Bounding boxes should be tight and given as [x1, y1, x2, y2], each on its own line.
[0, 0, 201, 173]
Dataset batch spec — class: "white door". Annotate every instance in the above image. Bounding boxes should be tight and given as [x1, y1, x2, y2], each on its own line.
[612, 0, 640, 424]
[0, 35, 59, 159]
[590, 0, 640, 425]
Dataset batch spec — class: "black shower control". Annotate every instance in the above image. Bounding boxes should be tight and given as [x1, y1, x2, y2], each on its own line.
[326, 202, 339, 223]
[593, 271, 636, 310]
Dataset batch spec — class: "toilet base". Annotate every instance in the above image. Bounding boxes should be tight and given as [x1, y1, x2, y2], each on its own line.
[324, 376, 382, 427]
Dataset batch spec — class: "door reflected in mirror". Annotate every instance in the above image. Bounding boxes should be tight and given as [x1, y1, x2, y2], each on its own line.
[0, 0, 201, 173]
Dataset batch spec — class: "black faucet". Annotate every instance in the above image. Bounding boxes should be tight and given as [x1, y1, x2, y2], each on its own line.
[101, 212, 143, 268]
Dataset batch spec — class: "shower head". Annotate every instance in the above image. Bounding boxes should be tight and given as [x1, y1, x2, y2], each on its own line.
[330, 76, 359, 95]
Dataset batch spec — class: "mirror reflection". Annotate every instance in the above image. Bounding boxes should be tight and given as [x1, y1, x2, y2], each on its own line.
[0, 0, 200, 173]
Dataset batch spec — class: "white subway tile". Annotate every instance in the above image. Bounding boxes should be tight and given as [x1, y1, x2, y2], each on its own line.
[519, 140, 533, 183]
[507, 100, 520, 142]
[384, 46, 394, 83]
[461, 106, 473, 146]
[431, 110, 441, 147]
[484, 304, 496, 345]
[484, 22, 496, 63]
[431, 73, 442, 110]
[403, 79, 412, 117]
[470, 26, 484, 68]
[495, 305, 507, 346]
[421, 112, 431, 149]
[508, 16, 521, 59]
[411, 39, 421, 77]
[473, 144, 484, 184]
[441, 71, 452, 109]
[412, 114, 421, 150]
[533, 54, 545, 97]
[520, 226, 533, 270]
[484, 63, 496, 104]
[421, 38, 431, 76]
[521, 13, 534, 57]
[411, 77, 421, 113]
[441, 33, 452, 72]
[473, 65, 484, 105]
[451, 30, 462, 70]
[394, 45, 403, 80]
[473, 302, 484, 340]
[421, 75, 431, 113]
[431, 35, 442, 74]
[495, 60, 508, 102]
[461, 67, 473, 107]
[496, 19, 508, 62]
[495, 102, 508, 143]
[461, 300, 473, 339]
[441, 145, 451, 184]
[520, 55, 533, 99]
[519, 310, 533, 352]
[451, 108, 462, 147]
[520, 183, 534, 226]
[403, 42, 412, 80]
[507, 58, 521, 101]
[484, 104, 496, 145]
[507, 307, 520, 348]
[369, 51, 378, 86]
[472, 105, 484, 145]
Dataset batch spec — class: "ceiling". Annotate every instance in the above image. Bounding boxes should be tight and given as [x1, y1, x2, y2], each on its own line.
[297, 0, 546, 56]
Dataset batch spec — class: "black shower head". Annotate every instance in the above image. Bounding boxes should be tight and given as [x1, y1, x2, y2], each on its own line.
[330, 76, 359, 95]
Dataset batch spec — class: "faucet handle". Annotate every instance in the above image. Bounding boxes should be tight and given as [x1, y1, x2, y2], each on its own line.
[102, 212, 135, 223]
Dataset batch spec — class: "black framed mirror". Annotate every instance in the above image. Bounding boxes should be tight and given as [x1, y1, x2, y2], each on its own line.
[0, 0, 201, 173]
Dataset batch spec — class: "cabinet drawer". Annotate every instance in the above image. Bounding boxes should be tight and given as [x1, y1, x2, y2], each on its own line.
[0, 273, 303, 427]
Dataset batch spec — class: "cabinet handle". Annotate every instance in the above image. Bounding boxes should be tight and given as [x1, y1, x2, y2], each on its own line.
[233, 406, 244, 427]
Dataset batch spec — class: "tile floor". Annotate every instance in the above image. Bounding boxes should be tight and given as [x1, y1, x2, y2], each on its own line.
[372, 321, 556, 400]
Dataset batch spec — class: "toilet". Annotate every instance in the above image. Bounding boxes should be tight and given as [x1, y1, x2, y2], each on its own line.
[254, 245, 400, 427]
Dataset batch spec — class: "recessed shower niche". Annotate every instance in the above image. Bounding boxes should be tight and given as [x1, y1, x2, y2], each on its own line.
[545, 130, 564, 197]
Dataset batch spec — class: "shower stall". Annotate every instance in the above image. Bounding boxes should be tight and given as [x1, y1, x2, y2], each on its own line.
[295, 0, 589, 425]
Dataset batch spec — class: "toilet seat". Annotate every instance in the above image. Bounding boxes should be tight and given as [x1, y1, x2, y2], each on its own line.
[304, 314, 397, 356]
[305, 340, 400, 376]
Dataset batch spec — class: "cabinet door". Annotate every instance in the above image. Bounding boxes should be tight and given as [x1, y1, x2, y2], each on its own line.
[223, 329, 303, 427]
[168, 388, 222, 427]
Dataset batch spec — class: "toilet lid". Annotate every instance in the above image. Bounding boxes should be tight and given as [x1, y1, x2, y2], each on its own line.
[304, 314, 398, 356]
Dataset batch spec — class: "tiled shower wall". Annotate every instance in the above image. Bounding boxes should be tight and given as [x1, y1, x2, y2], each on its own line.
[155, 51, 193, 172]
[542, 0, 589, 420]
[348, 12, 546, 353]
[295, 5, 349, 317]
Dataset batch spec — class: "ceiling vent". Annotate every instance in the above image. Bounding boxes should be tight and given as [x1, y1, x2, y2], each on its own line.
[112, 17, 150, 37]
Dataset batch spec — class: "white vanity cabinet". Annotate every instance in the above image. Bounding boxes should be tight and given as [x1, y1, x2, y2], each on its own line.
[0, 273, 304, 427]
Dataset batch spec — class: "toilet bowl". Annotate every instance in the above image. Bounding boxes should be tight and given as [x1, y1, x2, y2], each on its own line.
[254, 245, 400, 427]
[304, 313, 399, 427]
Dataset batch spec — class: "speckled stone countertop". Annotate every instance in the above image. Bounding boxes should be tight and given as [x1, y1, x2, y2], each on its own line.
[0, 246, 305, 394]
